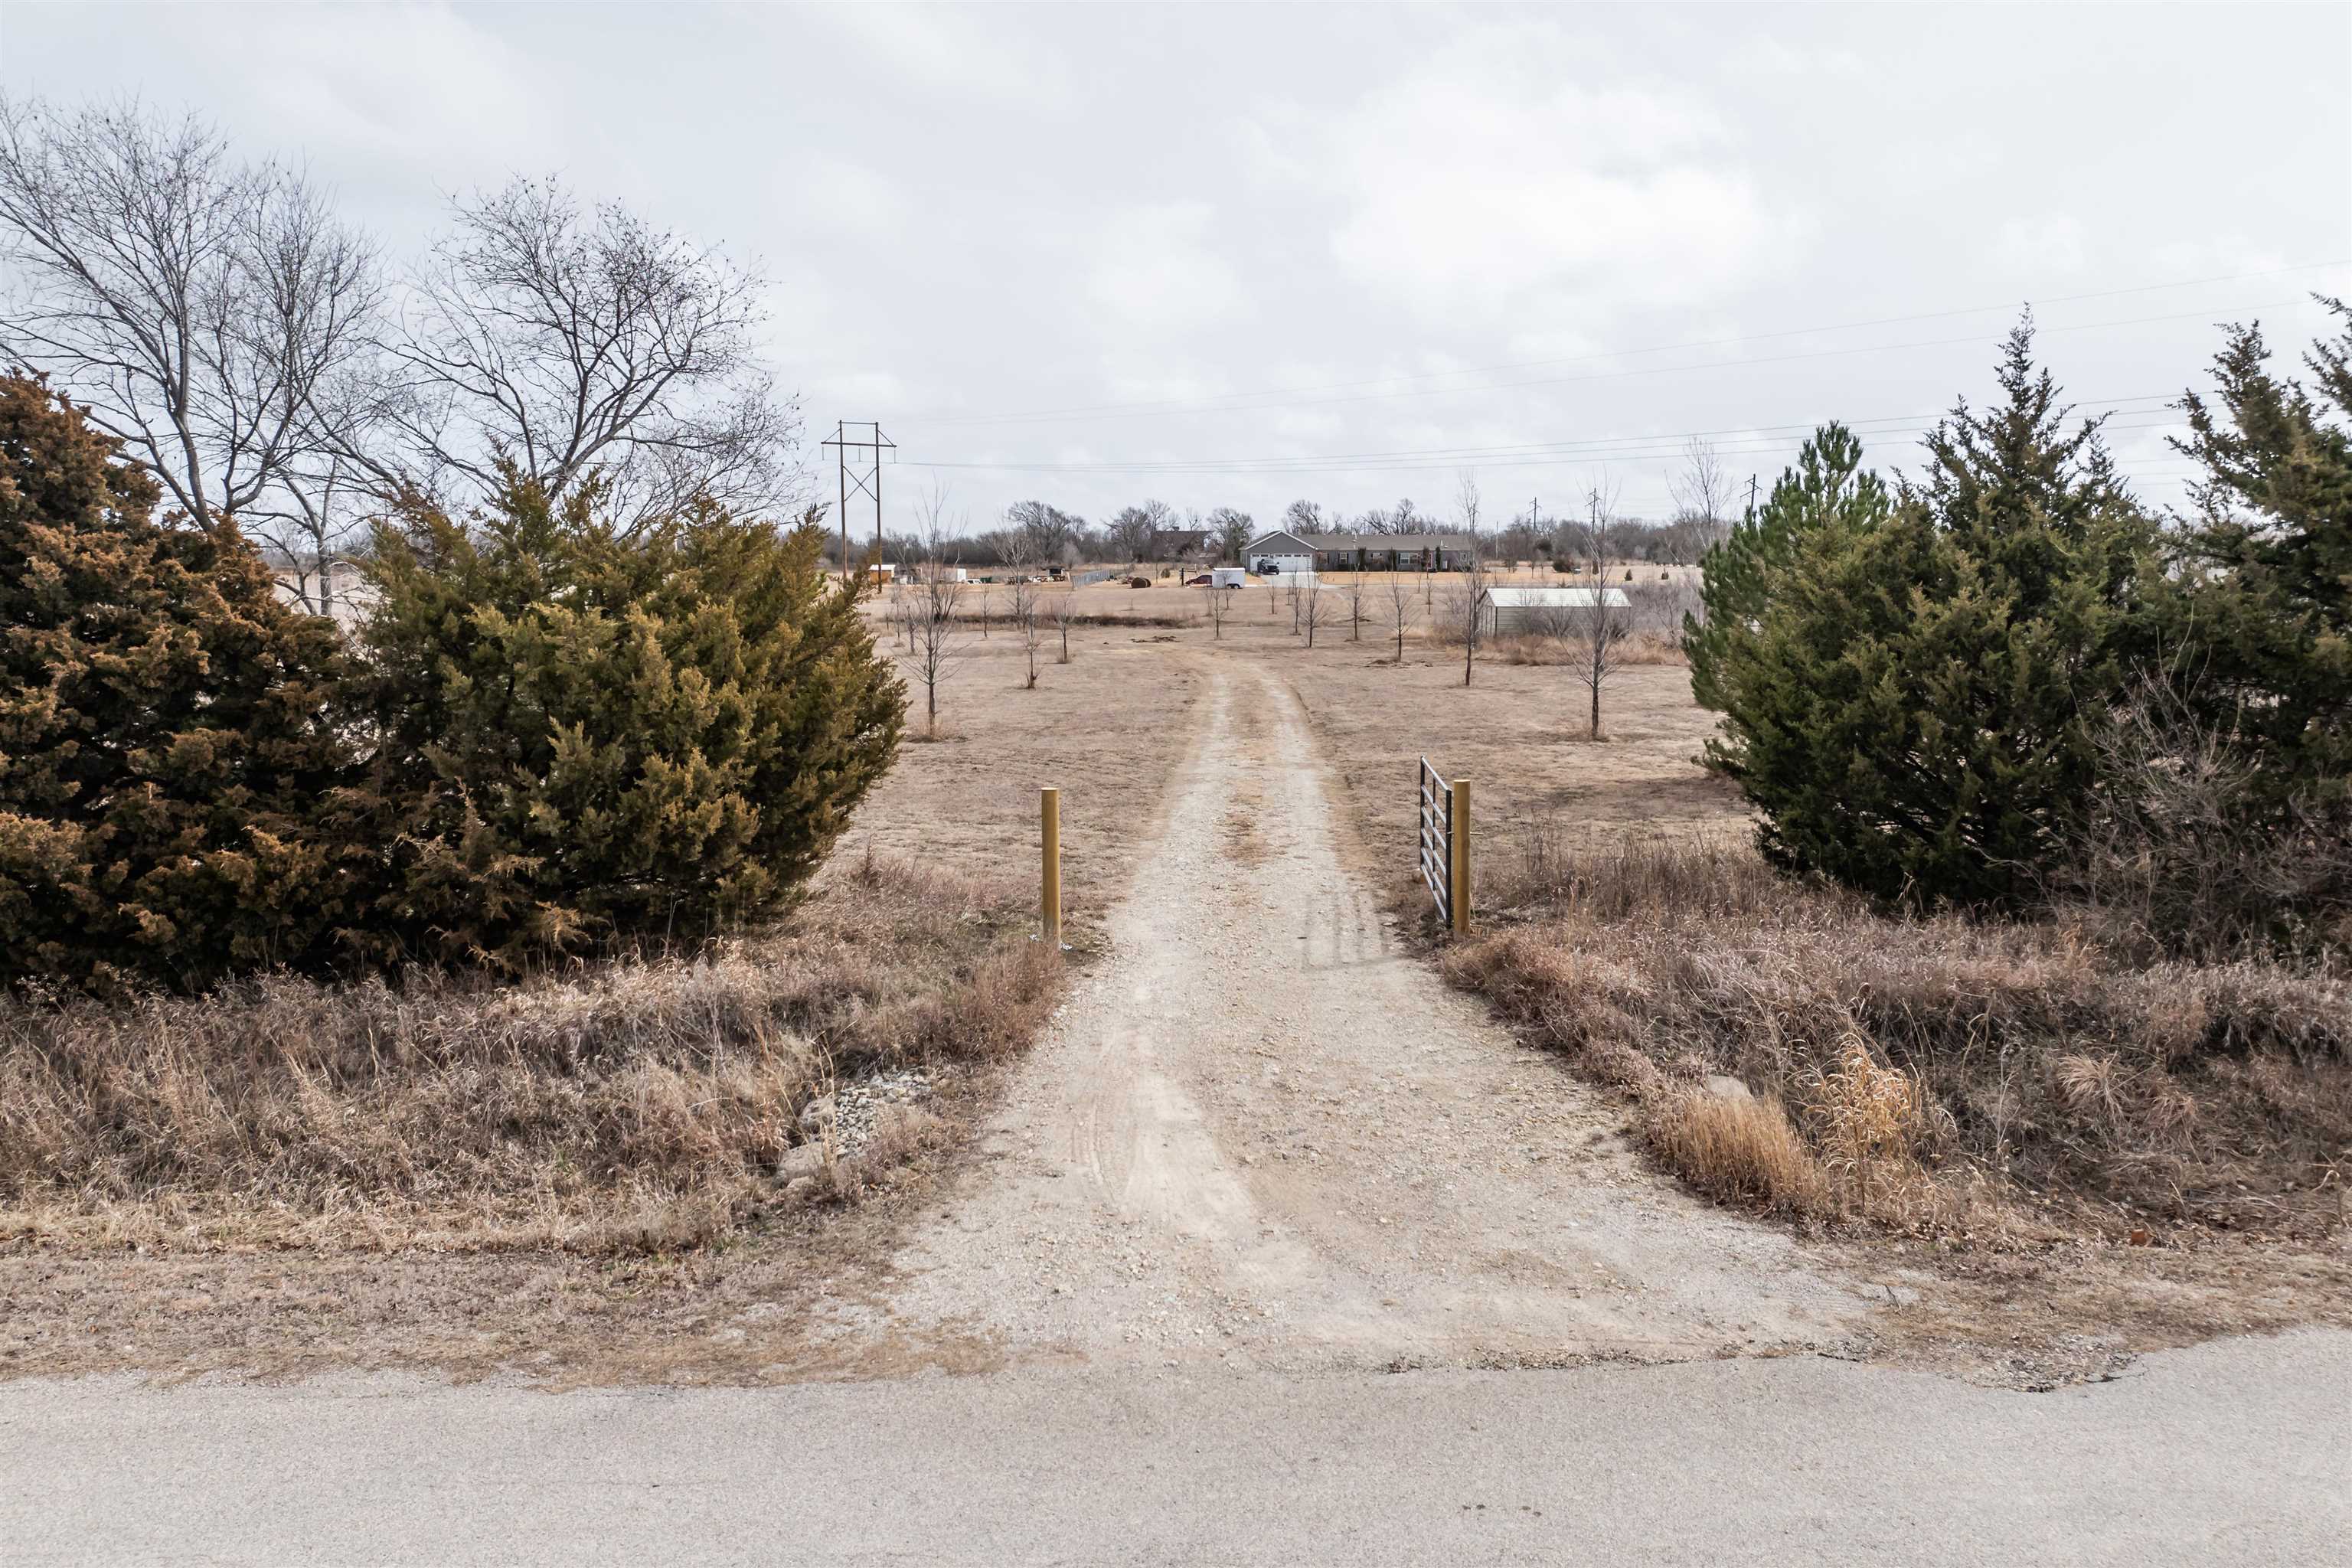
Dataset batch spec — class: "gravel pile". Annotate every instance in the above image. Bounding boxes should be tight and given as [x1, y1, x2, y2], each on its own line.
[799, 1068, 935, 1156]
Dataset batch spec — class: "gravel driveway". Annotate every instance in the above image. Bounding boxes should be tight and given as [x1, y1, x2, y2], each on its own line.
[822, 660, 1864, 1372]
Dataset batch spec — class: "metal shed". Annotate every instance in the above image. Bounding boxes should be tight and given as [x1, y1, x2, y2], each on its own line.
[1483, 585, 1631, 635]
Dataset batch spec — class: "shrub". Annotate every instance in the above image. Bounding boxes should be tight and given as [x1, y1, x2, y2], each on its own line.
[1704, 323, 2160, 909]
[1684, 420, 1888, 711]
[0, 377, 362, 993]
[350, 477, 905, 969]
[2057, 680, 2352, 959]
[2167, 302, 2351, 809]
[2105, 302, 2352, 951]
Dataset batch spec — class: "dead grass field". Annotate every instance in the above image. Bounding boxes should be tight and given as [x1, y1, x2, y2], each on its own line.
[1277, 630, 1746, 885]
[842, 623, 1206, 913]
[1, 855, 1061, 1254]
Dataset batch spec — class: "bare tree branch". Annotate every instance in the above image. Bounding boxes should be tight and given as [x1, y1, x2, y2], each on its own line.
[1570, 478, 1632, 739]
[362, 175, 799, 531]
[0, 96, 381, 602]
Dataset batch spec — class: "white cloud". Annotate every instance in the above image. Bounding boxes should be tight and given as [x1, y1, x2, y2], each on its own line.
[187, 5, 558, 186]
[1088, 203, 1243, 334]
[1264, 21, 1789, 325]
[812, 4, 1070, 108]
[792, 155, 913, 237]
[1993, 215, 2092, 278]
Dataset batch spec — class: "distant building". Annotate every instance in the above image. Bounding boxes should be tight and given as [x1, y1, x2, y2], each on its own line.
[1482, 585, 1631, 635]
[1242, 531, 1477, 574]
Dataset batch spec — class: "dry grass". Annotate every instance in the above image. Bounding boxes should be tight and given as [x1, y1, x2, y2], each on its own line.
[1647, 1089, 1828, 1215]
[844, 631, 1205, 910]
[1491, 629, 1686, 666]
[1446, 835, 2352, 1242]
[0, 852, 1058, 1253]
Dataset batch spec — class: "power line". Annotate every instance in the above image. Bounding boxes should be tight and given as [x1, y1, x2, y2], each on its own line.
[900, 394, 2189, 478]
[893, 260, 2350, 427]
[907, 299, 2317, 432]
[819, 420, 894, 560]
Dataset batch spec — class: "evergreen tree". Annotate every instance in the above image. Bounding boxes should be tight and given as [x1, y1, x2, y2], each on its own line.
[1705, 322, 2159, 907]
[0, 376, 362, 992]
[1684, 422, 1889, 710]
[353, 477, 905, 967]
[2167, 299, 2351, 821]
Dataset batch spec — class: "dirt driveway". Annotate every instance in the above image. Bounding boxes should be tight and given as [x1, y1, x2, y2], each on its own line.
[825, 660, 1864, 1372]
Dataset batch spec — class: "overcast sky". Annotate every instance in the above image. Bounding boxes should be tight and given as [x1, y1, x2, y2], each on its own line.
[6, 2, 2349, 534]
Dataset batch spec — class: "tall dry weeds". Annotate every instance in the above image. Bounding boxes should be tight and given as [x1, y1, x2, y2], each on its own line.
[1447, 833, 2352, 1240]
[0, 852, 1061, 1251]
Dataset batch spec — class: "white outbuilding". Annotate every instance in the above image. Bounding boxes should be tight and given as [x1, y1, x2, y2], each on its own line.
[1482, 585, 1632, 635]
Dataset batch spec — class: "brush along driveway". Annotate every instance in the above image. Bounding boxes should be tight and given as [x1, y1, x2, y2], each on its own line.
[835, 661, 1863, 1370]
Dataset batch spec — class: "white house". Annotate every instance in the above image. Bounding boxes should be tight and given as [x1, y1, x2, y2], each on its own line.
[1243, 529, 1478, 575]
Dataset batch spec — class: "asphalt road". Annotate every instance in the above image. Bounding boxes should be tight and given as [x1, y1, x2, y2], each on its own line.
[8, 1329, 2348, 1566]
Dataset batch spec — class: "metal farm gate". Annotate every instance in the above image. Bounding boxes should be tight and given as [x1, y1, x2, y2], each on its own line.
[1417, 757, 1471, 936]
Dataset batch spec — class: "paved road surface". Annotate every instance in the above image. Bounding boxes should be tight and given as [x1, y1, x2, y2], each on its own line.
[8, 1330, 2349, 1565]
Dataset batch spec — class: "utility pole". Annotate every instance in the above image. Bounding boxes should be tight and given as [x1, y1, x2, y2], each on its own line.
[1748, 474, 1759, 518]
[819, 420, 896, 578]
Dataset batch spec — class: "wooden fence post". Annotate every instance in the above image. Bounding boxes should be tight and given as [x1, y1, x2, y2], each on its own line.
[1040, 786, 1062, 946]
[1449, 778, 1472, 936]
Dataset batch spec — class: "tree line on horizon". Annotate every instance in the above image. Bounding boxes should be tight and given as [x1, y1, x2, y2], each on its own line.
[845, 488, 1732, 572]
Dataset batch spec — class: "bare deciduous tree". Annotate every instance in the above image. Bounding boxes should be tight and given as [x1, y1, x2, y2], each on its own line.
[364, 175, 795, 531]
[1106, 498, 1172, 564]
[1207, 504, 1252, 563]
[1668, 436, 1736, 560]
[1346, 566, 1369, 640]
[1443, 471, 1491, 686]
[1004, 549, 1042, 689]
[1005, 498, 1082, 564]
[1047, 584, 1078, 663]
[0, 97, 382, 608]
[1302, 573, 1339, 648]
[1383, 579, 1419, 665]
[1570, 480, 1632, 738]
[900, 487, 971, 737]
[1199, 573, 1232, 639]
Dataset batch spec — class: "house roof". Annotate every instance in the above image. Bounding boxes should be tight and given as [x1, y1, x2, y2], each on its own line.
[1298, 532, 1473, 552]
[1244, 530, 1475, 553]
